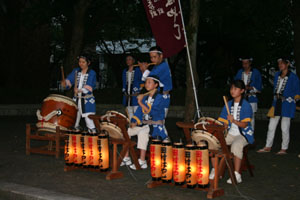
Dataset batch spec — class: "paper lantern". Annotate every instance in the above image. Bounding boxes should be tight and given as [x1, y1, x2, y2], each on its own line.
[72, 130, 83, 166]
[173, 142, 185, 185]
[185, 144, 197, 188]
[64, 132, 73, 165]
[98, 133, 109, 171]
[150, 139, 162, 181]
[196, 141, 209, 188]
[161, 139, 173, 183]
[87, 133, 100, 168]
[82, 131, 90, 168]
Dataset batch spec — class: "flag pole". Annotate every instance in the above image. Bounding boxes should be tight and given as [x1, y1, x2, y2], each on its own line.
[178, 0, 201, 118]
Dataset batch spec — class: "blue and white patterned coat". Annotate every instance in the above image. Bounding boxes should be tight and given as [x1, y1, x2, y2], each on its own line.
[122, 67, 142, 106]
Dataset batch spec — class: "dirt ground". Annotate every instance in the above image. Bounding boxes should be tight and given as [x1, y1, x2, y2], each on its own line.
[1, 116, 300, 200]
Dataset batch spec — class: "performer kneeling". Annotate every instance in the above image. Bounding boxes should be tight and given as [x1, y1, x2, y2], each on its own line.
[121, 75, 167, 170]
[61, 55, 97, 133]
[210, 80, 254, 184]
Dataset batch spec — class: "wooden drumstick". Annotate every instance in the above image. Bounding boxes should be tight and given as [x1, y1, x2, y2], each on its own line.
[60, 65, 65, 81]
[223, 96, 230, 115]
[74, 70, 78, 94]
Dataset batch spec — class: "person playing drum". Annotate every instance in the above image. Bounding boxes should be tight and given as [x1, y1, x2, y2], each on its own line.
[210, 80, 254, 184]
[122, 55, 143, 119]
[257, 58, 300, 155]
[61, 55, 97, 133]
[234, 57, 262, 131]
[121, 75, 167, 170]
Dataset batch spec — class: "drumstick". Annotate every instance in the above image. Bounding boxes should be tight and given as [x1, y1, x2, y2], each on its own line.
[60, 65, 65, 81]
[132, 62, 156, 67]
[223, 96, 230, 115]
[74, 70, 78, 94]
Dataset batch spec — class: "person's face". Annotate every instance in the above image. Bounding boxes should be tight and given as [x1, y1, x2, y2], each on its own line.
[242, 60, 251, 70]
[230, 85, 244, 99]
[278, 61, 289, 71]
[79, 58, 89, 69]
[126, 56, 134, 66]
[145, 78, 158, 91]
[150, 52, 163, 65]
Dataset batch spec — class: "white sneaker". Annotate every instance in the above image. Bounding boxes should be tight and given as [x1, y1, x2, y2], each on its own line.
[209, 168, 215, 180]
[227, 171, 242, 184]
[130, 159, 147, 170]
[120, 157, 132, 166]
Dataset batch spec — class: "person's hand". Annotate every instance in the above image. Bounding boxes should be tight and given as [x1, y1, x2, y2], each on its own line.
[138, 62, 148, 72]
[74, 88, 80, 95]
[227, 115, 234, 123]
[61, 81, 66, 88]
[246, 86, 253, 90]
[130, 122, 137, 128]
[137, 94, 143, 103]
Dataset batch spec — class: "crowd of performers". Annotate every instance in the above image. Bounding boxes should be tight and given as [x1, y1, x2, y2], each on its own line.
[61, 46, 300, 184]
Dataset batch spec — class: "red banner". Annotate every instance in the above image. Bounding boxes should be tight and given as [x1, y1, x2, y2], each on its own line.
[142, 0, 186, 58]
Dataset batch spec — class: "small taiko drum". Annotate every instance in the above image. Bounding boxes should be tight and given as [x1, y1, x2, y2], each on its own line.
[100, 122, 124, 139]
[36, 94, 77, 132]
[191, 130, 221, 151]
[103, 110, 130, 123]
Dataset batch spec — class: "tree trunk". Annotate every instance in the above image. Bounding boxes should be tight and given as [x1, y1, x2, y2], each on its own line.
[293, 0, 300, 77]
[63, 0, 92, 75]
[184, 0, 200, 122]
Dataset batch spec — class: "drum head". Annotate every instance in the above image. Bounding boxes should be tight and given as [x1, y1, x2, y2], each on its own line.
[106, 110, 130, 123]
[100, 122, 124, 139]
[191, 130, 221, 150]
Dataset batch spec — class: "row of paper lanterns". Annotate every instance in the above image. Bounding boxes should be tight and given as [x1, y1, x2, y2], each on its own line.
[64, 131, 109, 170]
[150, 139, 210, 188]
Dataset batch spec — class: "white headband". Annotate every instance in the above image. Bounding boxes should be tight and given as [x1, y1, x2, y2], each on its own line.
[146, 76, 164, 87]
[149, 50, 162, 54]
[277, 58, 290, 63]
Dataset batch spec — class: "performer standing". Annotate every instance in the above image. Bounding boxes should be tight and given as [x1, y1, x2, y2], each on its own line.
[122, 55, 142, 119]
[210, 80, 253, 184]
[257, 58, 300, 155]
[234, 57, 262, 131]
[61, 55, 97, 133]
[120, 76, 167, 170]
[138, 46, 172, 116]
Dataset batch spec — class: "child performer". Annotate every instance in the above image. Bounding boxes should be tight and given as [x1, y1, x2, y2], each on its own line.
[122, 55, 142, 119]
[210, 80, 253, 184]
[257, 58, 300, 155]
[120, 75, 167, 170]
[61, 55, 97, 133]
[234, 57, 262, 130]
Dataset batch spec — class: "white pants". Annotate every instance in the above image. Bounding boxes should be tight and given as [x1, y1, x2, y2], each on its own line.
[226, 134, 248, 160]
[128, 125, 150, 150]
[250, 103, 257, 131]
[75, 99, 95, 130]
[126, 106, 138, 120]
[265, 116, 291, 150]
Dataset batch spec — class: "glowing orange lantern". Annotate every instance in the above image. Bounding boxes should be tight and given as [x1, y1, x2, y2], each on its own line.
[87, 133, 100, 168]
[185, 144, 197, 188]
[64, 132, 73, 165]
[173, 142, 185, 185]
[150, 139, 162, 181]
[82, 131, 90, 168]
[196, 141, 209, 188]
[98, 133, 109, 171]
[161, 139, 173, 183]
[72, 130, 83, 166]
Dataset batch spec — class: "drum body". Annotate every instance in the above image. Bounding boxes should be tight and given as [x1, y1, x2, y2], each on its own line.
[191, 130, 221, 151]
[105, 110, 130, 123]
[100, 122, 124, 140]
[36, 94, 77, 132]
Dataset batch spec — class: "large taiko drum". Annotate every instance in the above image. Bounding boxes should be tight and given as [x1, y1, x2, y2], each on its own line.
[36, 94, 77, 132]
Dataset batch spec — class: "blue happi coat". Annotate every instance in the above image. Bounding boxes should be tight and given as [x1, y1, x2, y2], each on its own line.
[131, 92, 167, 140]
[218, 99, 254, 144]
[142, 61, 173, 109]
[234, 68, 262, 103]
[272, 71, 300, 118]
[122, 67, 142, 106]
[66, 67, 96, 116]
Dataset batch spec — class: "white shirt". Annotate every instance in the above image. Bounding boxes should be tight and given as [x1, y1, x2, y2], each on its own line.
[144, 96, 153, 120]
[243, 73, 249, 85]
[228, 102, 240, 136]
[127, 71, 132, 94]
[276, 76, 285, 94]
